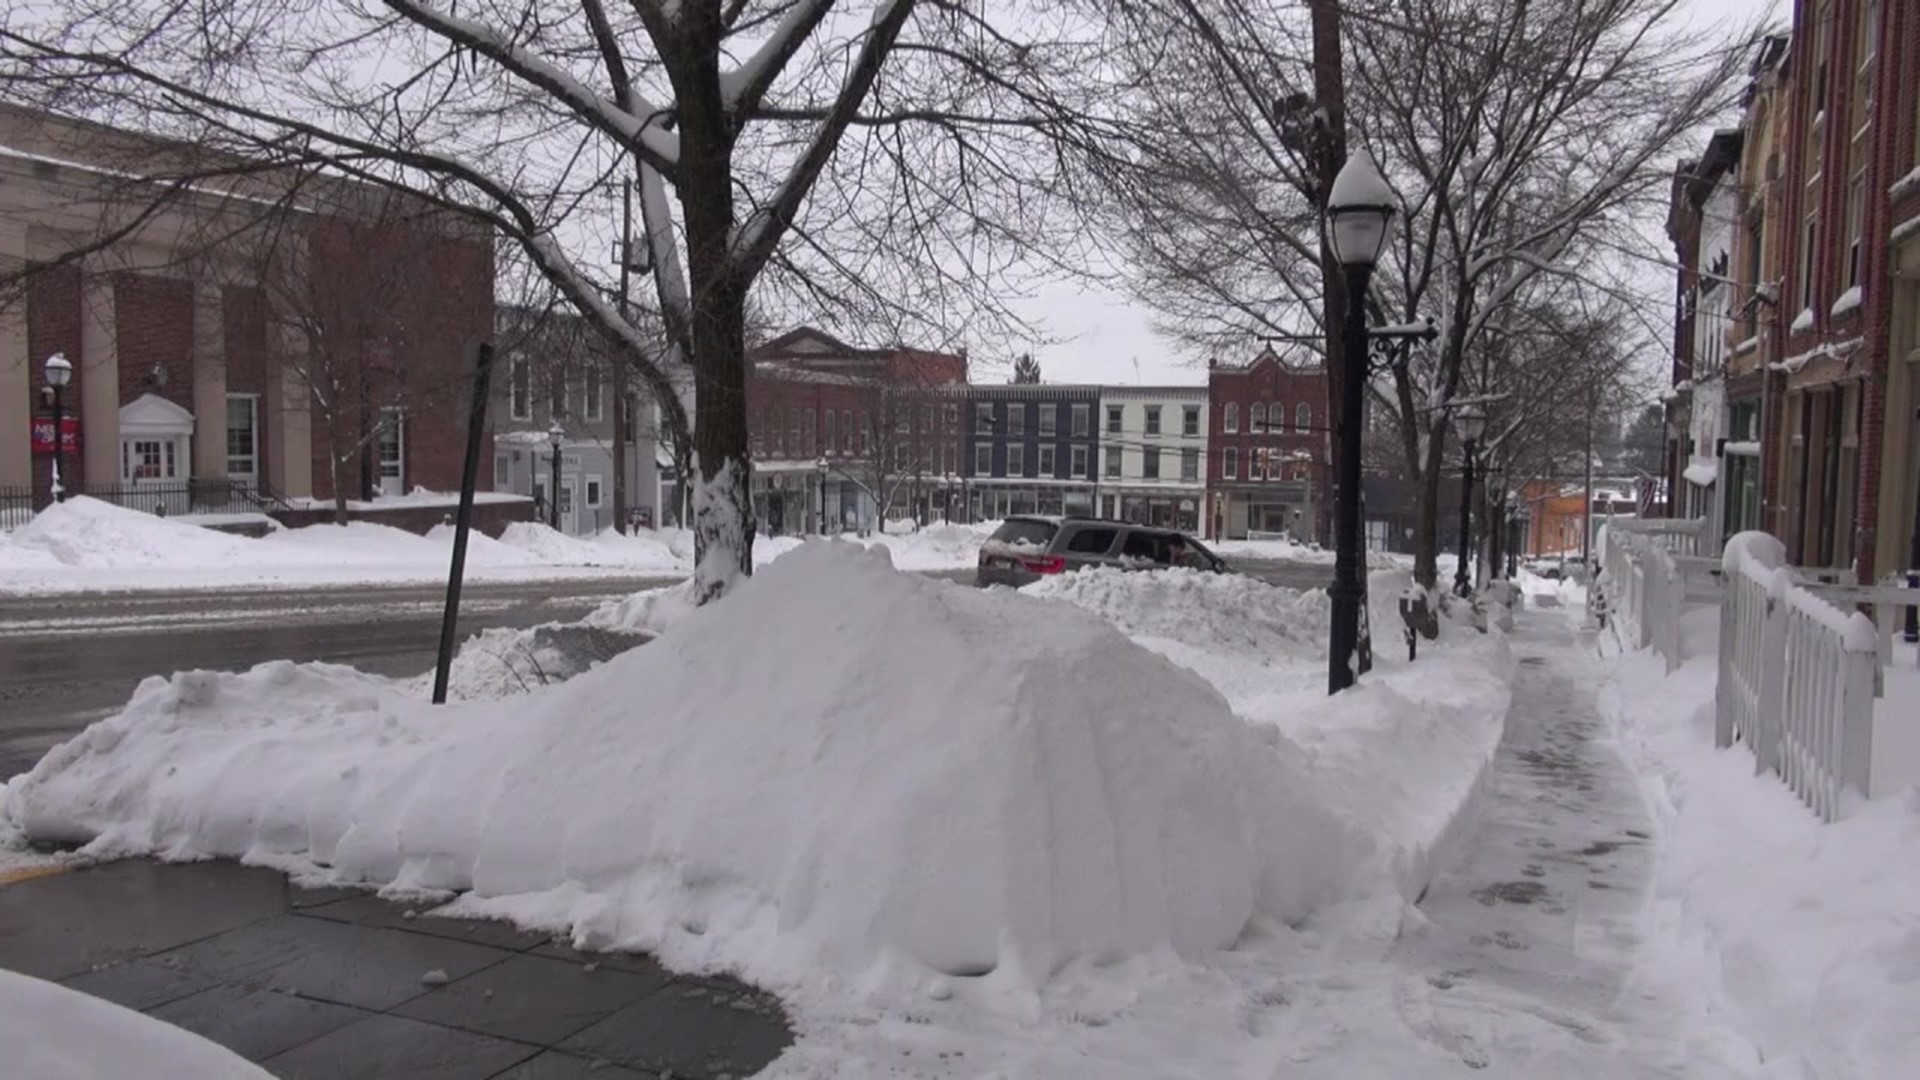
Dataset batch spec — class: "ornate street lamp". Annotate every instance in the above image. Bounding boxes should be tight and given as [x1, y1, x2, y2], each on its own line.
[547, 422, 564, 530]
[816, 456, 829, 534]
[1325, 150, 1396, 695]
[1453, 402, 1486, 597]
[45, 353, 73, 503]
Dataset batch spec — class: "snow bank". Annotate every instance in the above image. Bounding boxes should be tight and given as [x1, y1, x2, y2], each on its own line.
[5, 543, 1370, 998]
[1604, 639, 1920, 1079]
[495, 522, 685, 571]
[0, 968, 273, 1079]
[4, 496, 261, 568]
[1024, 566, 1516, 911]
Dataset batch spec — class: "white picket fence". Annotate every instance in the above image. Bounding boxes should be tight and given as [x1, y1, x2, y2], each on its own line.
[1600, 522, 1916, 823]
[1596, 518, 1717, 674]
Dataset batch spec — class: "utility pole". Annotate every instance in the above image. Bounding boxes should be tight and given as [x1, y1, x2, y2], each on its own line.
[612, 179, 632, 534]
[1582, 380, 1596, 566]
[1307, 0, 1348, 548]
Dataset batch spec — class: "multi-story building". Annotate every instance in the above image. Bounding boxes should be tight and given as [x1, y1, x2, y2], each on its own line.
[746, 327, 967, 534]
[961, 383, 1100, 520]
[1204, 346, 1328, 541]
[1096, 386, 1207, 532]
[1, 104, 494, 517]
[490, 305, 665, 534]
[1766, 0, 1915, 581]
[1666, 128, 1743, 553]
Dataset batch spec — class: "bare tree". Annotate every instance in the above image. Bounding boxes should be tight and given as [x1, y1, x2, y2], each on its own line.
[1093, 0, 1751, 588]
[2, 0, 1113, 602]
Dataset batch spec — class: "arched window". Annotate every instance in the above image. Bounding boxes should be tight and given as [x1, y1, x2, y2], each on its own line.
[1250, 402, 1266, 433]
[1297, 402, 1311, 432]
[1224, 402, 1239, 433]
[1270, 403, 1286, 433]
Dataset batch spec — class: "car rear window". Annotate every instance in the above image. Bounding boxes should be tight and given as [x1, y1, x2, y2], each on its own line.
[989, 519, 1057, 549]
[1063, 527, 1117, 554]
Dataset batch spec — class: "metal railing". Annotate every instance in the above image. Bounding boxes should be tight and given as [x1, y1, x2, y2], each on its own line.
[0, 480, 290, 528]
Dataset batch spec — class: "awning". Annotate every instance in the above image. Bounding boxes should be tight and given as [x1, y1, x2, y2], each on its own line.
[1683, 459, 1718, 487]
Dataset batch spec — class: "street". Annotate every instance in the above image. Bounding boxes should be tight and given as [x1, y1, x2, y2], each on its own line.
[0, 576, 679, 782]
[0, 560, 1329, 784]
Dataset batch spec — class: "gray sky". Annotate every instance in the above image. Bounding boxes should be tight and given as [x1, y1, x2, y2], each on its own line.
[1023, 0, 1776, 388]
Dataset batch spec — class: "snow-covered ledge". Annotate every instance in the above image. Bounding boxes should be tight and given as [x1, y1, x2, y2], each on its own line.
[1790, 307, 1816, 334]
[1831, 286, 1864, 318]
[1892, 212, 1920, 247]
[1732, 335, 1760, 356]
[1891, 166, 1920, 201]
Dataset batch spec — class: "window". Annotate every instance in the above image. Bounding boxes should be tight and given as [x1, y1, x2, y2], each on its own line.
[1106, 445, 1123, 478]
[1072, 403, 1090, 437]
[1845, 172, 1864, 290]
[859, 411, 871, 454]
[1745, 216, 1765, 337]
[1181, 447, 1199, 482]
[1182, 404, 1200, 437]
[1039, 445, 1056, 475]
[1009, 404, 1026, 437]
[225, 394, 258, 479]
[1007, 443, 1026, 476]
[1800, 215, 1819, 312]
[510, 358, 531, 420]
[1250, 402, 1266, 433]
[1071, 445, 1088, 478]
[1142, 447, 1160, 479]
[1225, 403, 1239, 433]
[920, 405, 936, 434]
[976, 403, 995, 433]
[895, 444, 910, 470]
[1297, 402, 1312, 432]
[843, 411, 855, 454]
[550, 368, 566, 419]
[1107, 404, 1124, 433]
[1121, 530, 1170, 563]
[803, 410, 816, 455]
[944, 404, 958, 432]
[895, 407, 910, 435]
[1038, 406, 1057, 437]
[825, 410, 837, 455]
[494, 453, 511, 491]
[1065, 527, 1117, 554]
[788, 407, 802, 454]
[585, 475, 603, 507]
[975, 444, 992, 475]
[1144, 405, 1162, 435]
[1223, 447, 1237, 479]
[584, 367, 603, 421]
[1254, 448, 1269, 480]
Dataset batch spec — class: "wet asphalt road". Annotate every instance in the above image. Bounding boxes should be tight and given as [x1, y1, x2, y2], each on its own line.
[0, 560, 1329, 784]
[0, 577, 679, 782]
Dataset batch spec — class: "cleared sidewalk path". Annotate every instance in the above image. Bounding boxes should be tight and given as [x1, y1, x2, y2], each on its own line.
[1339, 607, 1762, 1076]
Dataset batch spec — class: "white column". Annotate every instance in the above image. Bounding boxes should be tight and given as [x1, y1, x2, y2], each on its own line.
[191, 285, 227, 482]
[0, 221, 28, 489]
[79, 273, 119, 487]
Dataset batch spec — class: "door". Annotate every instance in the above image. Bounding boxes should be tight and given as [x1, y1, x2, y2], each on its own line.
[377, 409, 405, 497]
[121, 435, 188, 515]
[560, 478, 578, 535]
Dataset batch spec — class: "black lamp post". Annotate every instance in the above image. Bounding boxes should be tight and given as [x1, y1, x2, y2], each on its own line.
[547, 422, 564, 530]
[1325, 150, 1396, 695]
[45, 352, 72, 502]
[816, 456, 829, 534]
[1453, 402, 1485, 597]
[1484, 461, 1507, 583]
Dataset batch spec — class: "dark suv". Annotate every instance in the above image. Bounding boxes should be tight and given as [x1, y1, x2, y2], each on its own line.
[973, 515, 1230, 588]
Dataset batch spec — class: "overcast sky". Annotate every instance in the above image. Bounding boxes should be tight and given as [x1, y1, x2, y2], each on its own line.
[1020, 0, 1777, 388]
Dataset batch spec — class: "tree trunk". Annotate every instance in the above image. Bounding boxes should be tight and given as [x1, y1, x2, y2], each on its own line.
[1415, 431, 1444, 589]
[1308, 0, 1348, 549]
[329, 422, 351, 526]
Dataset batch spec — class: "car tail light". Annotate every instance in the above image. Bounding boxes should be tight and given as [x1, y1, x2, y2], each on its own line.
[1021, 555, 1067, 575]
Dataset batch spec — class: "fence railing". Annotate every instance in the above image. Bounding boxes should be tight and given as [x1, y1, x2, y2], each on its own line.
[1714, 534, 1916, 822]
[0, 481, 289, 529]
[1596, 518, 1707, 673]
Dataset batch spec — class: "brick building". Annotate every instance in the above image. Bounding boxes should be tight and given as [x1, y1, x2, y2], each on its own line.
[1204, 345, 1328, 541]
[745, 327, 967, 533]
[0, 105, 494, 518]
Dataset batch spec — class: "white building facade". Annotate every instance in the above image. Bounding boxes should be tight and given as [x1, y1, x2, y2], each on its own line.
[1096, 386, 1208, 532]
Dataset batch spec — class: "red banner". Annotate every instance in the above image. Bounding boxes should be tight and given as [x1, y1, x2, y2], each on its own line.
[30, 416, 82, 455]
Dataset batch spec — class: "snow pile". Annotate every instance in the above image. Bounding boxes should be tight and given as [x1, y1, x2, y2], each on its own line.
[412, 621, 654, 702]
[1604, 637, 1920, 1080]
[0, 968, 273, 1080]
[865, 521, 995, 570]
[1024, 567, 1327, 665]
[1212, 536, 1405, 569]
[583, 581, 699, 637]
[495, 522, 684, 571]
[3, 496, 260, 568]
[4, 542, 1371, 997]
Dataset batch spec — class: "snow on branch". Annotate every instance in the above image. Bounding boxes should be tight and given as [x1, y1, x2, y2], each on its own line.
[728, 0, 918, 275]
[382, 0, 680, 175]
[720, 0, 837, 117]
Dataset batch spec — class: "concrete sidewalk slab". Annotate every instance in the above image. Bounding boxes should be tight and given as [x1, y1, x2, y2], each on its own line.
[0, 859, 794, 1079]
